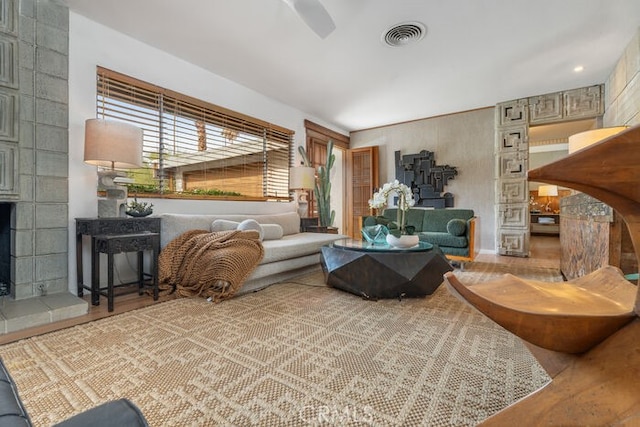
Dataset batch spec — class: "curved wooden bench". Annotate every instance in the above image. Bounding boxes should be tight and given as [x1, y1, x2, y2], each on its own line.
[444, 265, 637, 353]
[460, 125, 640, 425]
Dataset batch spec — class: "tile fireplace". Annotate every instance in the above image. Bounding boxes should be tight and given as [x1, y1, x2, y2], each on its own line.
[0, 0, 86, 334]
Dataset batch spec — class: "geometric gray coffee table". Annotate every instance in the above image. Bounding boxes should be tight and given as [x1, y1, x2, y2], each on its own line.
[320, 239, 453, 300]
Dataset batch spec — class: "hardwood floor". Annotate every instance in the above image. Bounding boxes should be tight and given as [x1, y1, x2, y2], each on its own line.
[477, 235, 560, 269]
[0, 236, 561, 345]
[0, 285, 174, 345]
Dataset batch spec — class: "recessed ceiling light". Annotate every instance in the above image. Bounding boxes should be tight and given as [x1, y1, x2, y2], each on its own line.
[382, 22, 426, 47]
[574, 65, 584, 73]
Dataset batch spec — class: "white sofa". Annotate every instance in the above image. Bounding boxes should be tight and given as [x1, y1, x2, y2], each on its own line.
[157, 210, 346, 294]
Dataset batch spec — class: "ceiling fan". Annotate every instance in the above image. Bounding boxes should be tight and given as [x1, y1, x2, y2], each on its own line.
[283, 0, 336, 39]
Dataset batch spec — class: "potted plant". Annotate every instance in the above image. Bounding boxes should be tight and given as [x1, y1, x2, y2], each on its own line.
[368, 180, 418, 248]
[298, 140, 335, 228]
[125, 196, 154, 217]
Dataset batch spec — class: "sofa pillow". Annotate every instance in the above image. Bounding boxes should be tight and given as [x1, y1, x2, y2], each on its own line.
[211, 219, 240, 232]
[237, 219, 264, 241]
[446, 218, 467, 236]
[252, 212, 300, 236]
[261, 224, 284, 241]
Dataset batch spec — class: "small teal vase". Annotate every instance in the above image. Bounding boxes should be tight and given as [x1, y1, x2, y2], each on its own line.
[361, 224, 389, 244]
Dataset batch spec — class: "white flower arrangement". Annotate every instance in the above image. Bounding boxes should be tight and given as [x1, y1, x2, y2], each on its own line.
[368, 180, 416, 234]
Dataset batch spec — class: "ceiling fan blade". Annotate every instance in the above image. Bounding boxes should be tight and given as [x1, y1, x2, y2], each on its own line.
[286, 0, 336, 39]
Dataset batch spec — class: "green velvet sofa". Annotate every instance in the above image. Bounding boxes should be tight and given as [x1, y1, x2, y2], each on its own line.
[364, 208, 479, 264]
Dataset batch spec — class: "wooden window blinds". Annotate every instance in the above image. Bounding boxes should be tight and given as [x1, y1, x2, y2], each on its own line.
[96, 67, 294, 200]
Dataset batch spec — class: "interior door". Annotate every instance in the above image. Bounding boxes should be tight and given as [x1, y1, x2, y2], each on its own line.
[346, 146, 379, 238]
[304, 120, 349, 231]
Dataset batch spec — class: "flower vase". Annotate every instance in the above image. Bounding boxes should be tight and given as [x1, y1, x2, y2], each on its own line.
[386, 234, 419, 248]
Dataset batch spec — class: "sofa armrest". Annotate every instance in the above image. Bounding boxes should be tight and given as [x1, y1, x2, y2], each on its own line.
[54, 399, 149, 427]
[0, 358, 32, 427]
[467, 217, 480, 260]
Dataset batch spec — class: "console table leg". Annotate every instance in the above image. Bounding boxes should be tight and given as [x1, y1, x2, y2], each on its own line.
[152, 244, 159, 301]
[137, 250, 144, 295]
[76, 232, 83, 297]
[91, 238, 100, 306]
[107, 252, 114, 312]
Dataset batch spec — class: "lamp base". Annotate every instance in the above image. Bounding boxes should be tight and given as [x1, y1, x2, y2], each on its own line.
[98, 198, 126, 218]
[294, 190, 310, 218]
[297, 200, 309, 218]
[96, 170, 128, 217]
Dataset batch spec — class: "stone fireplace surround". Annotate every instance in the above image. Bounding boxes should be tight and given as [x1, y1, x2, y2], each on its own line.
[0, 0, 86, 334]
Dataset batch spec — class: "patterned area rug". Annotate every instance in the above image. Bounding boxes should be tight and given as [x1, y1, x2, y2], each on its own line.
[0, 262, 561, 426]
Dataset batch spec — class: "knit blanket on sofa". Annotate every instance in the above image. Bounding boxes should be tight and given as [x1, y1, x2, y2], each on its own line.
[158, 229, 264, 301]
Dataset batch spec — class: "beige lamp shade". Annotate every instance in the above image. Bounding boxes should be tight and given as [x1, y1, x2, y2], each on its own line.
[84, 119, 143, 169]
[289, 166, 315, 190]
[568, 126, 627, 154]
[538, 185, 558, 197]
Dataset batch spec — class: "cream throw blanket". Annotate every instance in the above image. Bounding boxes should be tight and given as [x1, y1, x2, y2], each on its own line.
[159, 229, 264, 301]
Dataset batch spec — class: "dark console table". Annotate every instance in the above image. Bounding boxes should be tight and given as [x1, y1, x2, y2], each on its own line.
[76, 217, 161, 311]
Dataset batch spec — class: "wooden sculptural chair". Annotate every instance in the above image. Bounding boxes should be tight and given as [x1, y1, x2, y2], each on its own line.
[444, 125, 640, 426]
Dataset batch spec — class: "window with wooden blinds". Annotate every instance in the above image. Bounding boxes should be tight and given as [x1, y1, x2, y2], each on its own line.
[96, 67, 294, 201]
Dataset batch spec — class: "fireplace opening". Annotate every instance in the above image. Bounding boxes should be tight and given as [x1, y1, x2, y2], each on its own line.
[0, 203, 11, 296]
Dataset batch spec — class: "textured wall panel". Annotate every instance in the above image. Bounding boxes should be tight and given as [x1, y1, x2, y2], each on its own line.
[498, 203, 528, 228]
[564, 85, 603, 119]
[497, 99, 528, 126]
[497, 126, 528, 153]
[497, 229, 529, 256]
[529, 92, 563, 123]
[0, 90, 16, 139]
[0, 140, 17, 195]
[0, 34, 17, 88]
[498, 179, 527, 203]
[498, 152, 527, 179]
[0, 0, 15, 35]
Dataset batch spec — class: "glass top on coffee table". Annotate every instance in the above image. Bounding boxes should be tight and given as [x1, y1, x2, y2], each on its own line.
[332, 238, 433, 253]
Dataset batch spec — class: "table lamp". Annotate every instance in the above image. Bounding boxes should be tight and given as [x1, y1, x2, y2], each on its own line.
[538, 184, 558, 212]
[84, 119, 143, 217]
[289, 166, 315, 218]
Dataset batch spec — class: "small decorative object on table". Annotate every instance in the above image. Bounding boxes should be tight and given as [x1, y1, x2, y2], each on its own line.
[385, 233, 419, 248]
[368, 180, 417, 248]
[126, 197, 154, 217]
[361, 224, 389, 244]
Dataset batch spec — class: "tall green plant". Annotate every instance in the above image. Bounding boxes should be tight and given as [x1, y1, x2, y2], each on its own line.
[298, 140, 335, 227]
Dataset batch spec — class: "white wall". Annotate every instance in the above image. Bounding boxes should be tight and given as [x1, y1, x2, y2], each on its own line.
[68, 13, 346, 293]
[350, 108, 496, 253]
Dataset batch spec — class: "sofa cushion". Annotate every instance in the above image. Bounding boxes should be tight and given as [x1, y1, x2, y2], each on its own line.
[446, 218, 467, 236]
[418, 231, 468, 248]
[211, 219, 240, 232]
[382, 208, 425, 231]
[261, 233, 342, 264]
[250, 212, 300, 236]
[158, 211, 300, 248]
[261, 224, 284, 241]
[237, 219, 264, 240]
[421, 209, 475, 233]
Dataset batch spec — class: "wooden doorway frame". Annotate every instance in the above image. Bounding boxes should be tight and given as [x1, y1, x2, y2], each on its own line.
[303, 120, 349, 230]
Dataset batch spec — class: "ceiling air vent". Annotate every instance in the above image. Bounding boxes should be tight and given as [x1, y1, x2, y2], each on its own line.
[382, 22, 426, 47]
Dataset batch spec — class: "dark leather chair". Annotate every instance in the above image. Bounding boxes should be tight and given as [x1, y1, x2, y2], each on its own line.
[0, 358, 148, 427]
